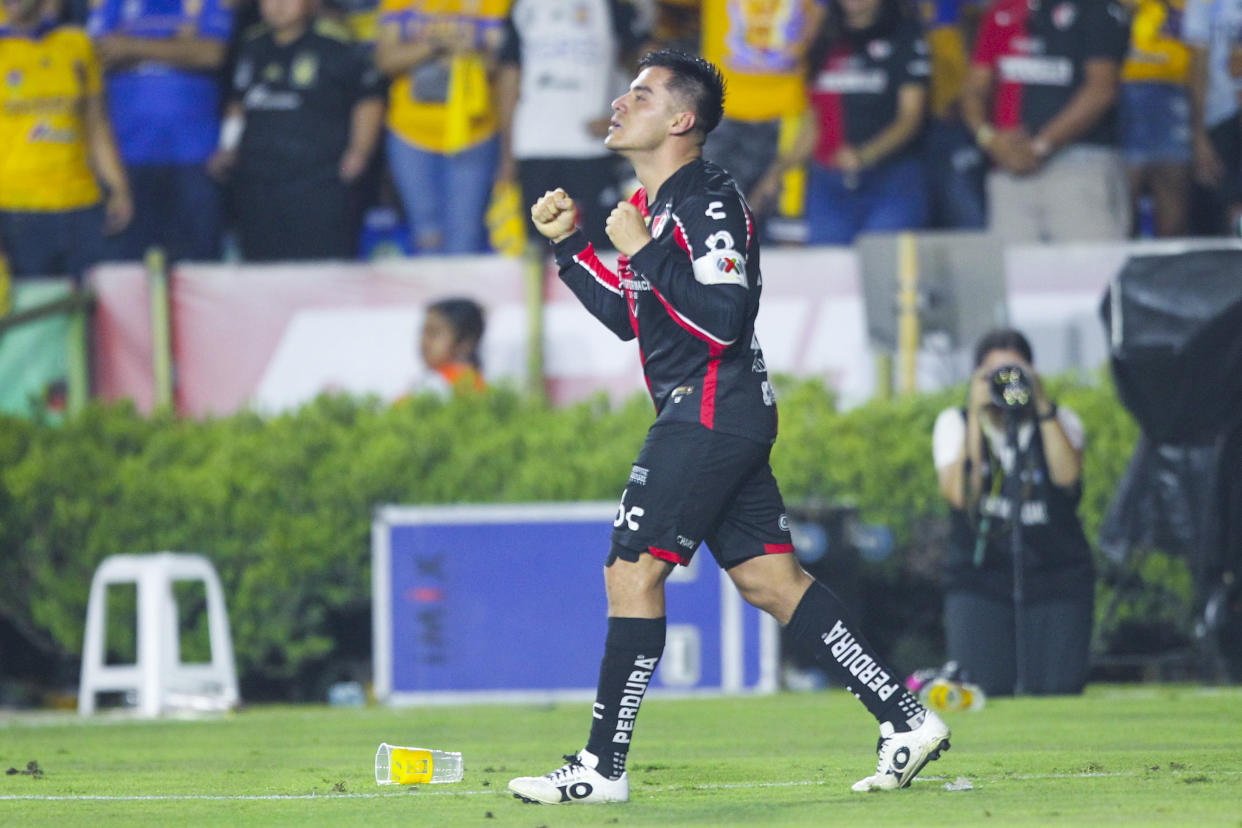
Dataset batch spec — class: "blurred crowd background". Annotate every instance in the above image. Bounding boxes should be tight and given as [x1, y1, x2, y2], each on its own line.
[4, 0, 1242, 281]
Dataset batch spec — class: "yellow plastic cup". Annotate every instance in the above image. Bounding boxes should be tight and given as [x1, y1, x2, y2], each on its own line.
[375, 742, 463, 785]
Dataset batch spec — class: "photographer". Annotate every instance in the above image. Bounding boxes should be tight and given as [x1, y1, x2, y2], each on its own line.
[931, 328, 1094, 696]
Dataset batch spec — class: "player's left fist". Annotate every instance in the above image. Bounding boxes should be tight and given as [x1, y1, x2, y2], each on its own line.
[605, 201, 651, 257]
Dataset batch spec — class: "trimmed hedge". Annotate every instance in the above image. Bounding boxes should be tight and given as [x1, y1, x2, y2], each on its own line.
[1, 376, 1176, 698]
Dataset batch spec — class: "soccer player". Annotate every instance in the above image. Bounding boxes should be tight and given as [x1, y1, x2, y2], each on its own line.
[507, 49, 951, 805]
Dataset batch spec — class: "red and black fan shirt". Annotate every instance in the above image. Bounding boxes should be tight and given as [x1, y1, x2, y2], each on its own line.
[973, 0, 1130, 145]
[808, 19, 931, 166]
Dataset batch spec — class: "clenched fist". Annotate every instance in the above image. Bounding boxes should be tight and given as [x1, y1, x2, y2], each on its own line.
[531, 188, 579, 243]
[605, 201, 651, 257]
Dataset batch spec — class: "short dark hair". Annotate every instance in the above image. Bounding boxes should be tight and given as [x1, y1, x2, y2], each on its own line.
[427, 298, 486, 368]
[973, 327, 1034, 367]
[637, 49, 726, 140]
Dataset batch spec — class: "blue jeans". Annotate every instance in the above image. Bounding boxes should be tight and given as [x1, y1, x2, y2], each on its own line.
[805, 155, 929, 245]
[108, 163, 222, 262]
[0, 205, 105, 282]
[387, 132, 498, 255]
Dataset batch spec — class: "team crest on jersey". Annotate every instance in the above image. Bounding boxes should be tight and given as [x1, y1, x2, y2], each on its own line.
[1051, 2, 1076, 29]
[292, 52, 318, 88]
[868, 40, 892, 60]
[6, 69, 22, 88]
[650, 208, 671, 239]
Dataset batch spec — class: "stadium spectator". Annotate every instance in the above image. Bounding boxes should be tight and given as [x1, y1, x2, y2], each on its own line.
[698, 0, 826, 205]
[1120, 0, 1192, 236]
[87, 0, 233, 263]
[649, 0, 697, 53]
[494, 0, 649, 251]
[376, 0, 509, 255]
[750, 0, 930, 244]
[920, 0, 987, 229]
[208, 0, 384, 262]
[0, 0, 132, 282]
[507, 50, 949, 805]
[416, 297, 486, 396]
[932, 328, 1094, 696]
[961, 0, 1132, 242]
[1183, 0, 1242, 235]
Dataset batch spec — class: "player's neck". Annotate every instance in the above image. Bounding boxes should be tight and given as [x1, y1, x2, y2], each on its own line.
[628, 143, 702, 202]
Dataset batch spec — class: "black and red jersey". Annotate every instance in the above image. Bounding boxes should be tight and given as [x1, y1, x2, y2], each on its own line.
[973, 0, 1130, 145]
[807, 19, 930, 166]
[553, 158, 778, 445]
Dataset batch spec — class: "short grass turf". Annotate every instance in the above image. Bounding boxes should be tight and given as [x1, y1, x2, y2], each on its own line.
[2, 684, 1240, 827]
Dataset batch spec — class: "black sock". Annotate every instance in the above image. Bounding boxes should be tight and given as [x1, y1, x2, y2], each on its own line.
[786, 581, 925, 731]
[584, 616, 666, 779]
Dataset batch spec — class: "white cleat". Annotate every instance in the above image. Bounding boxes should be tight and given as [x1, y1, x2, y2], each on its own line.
[851, 710, 951, 792]
[508, 749, 629, 805]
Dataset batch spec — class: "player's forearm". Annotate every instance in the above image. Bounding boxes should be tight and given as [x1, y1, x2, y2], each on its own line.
[555, 236, 635, 341]
[628, 243, 746, 347]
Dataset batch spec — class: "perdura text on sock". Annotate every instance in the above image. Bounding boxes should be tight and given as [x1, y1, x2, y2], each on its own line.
[822, 620, 900, 700]
[613, 656, 658, 744]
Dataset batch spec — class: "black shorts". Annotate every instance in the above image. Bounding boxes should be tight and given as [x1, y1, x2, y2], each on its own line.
[609, 421, 794, 569]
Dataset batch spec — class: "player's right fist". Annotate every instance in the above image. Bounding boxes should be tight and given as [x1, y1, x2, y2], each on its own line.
[531, 188, 578, 243]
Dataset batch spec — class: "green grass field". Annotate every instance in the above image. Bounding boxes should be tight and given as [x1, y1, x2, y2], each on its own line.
[2, 685, 1240, 826]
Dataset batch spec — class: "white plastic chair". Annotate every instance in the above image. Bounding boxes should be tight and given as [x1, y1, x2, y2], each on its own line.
[78, 552, 240, 717]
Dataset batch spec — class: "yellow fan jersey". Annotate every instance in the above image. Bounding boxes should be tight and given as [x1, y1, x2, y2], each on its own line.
[1122, 0, 1190, 85]
[700, 0, 823, 122]
[0, 25, 103, 211]
[379, 0, 510, 153]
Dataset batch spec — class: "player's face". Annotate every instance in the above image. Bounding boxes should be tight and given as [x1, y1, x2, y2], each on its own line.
[604, 67, 689, 153]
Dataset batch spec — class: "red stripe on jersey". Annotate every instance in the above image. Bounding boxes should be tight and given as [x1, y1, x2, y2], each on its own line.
[974, 0, 1030, 130]
[648, 545, 691, 566]
[574, 243, 624, 294]
[648, 284, 732, 345]
[764, 542, 795, 556]
[810, 45, 851, 164]
[700, 343, 724, 429]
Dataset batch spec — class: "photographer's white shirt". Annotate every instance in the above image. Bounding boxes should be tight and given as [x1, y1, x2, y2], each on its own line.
[932, 406, 1085, 473]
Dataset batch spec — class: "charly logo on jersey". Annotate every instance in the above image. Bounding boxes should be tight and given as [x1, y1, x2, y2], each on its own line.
[292, 52, 318, 88]
[1051, 2, 1077, 29]
[867, 39, 892, 60]
[6, 69, 22, 88]
[650, 207, 671, 239]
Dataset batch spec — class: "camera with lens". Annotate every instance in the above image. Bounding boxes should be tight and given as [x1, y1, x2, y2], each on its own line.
[988, 364, 1034, 412]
